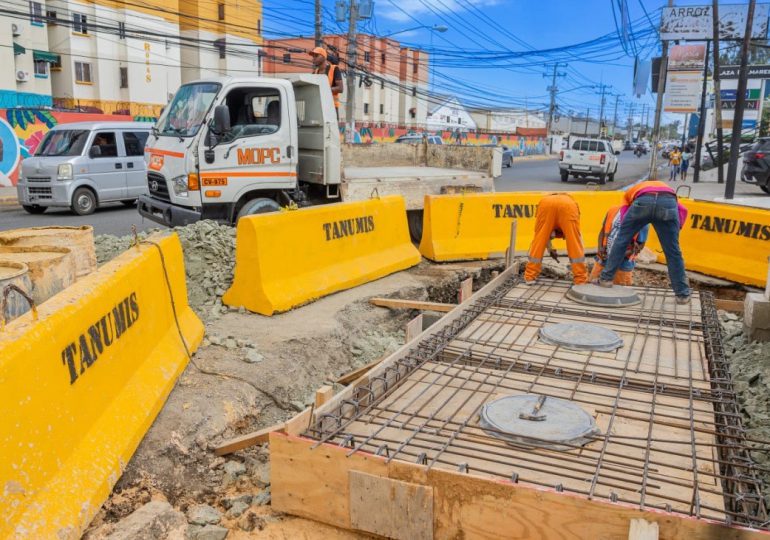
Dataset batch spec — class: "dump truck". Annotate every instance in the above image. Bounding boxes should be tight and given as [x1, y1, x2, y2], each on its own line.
[137, 75, 499, 240]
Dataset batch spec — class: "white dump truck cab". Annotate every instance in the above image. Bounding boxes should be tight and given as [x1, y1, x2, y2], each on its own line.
[138, 74, 340, 226]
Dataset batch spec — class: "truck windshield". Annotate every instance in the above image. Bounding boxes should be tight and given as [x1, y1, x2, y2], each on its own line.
[35, 130, 90, 156]
[157, 82, 220, 138]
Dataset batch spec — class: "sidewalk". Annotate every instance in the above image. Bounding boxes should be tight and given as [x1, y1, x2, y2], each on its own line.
[0, 186, 18, 207]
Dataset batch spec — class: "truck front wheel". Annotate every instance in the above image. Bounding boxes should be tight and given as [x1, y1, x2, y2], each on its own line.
[236, 197, 281, 222]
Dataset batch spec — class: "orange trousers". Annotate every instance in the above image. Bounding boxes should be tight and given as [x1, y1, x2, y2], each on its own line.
[524, 194, 587, 284]
[590, 262, 632, 286]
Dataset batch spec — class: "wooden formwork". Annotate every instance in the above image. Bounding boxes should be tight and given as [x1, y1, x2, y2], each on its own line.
[270, 267, 769, 539]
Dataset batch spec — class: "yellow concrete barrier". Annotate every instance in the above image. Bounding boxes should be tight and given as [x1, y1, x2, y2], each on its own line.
[223, 195, 421, 315]
[646, 199, 770, 287]
[419, 191, 624, 261]
[0, 233, 204, 539]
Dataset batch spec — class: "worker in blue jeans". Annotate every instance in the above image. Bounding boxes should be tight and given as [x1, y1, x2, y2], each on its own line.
[598, 181, 691, 304]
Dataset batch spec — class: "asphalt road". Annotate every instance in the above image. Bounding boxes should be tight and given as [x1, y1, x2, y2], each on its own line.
[0, 151, 651, 236]
[495, 150, 649, 192]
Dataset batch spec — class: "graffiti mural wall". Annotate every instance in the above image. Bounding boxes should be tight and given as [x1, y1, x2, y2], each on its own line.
[0, 109, 142, 187]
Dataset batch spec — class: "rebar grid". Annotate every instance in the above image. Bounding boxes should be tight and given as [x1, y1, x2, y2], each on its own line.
[303, 278, 769, 529]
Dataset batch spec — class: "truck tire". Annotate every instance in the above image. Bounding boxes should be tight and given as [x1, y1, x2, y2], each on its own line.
[608, 171, 615, 182]
[598, 174, 606, 185]
[236, 197, 280, 221]
[22, 204, 46, 214]
[560, 170, 569, 182]
[407, 209, 424, 244]
[761, 185, 770, 194]
[71, 187, 97, 216]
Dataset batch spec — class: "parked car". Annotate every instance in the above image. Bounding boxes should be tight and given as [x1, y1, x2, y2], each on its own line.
[395, 134, 443, 145]
[558, 137, 619, 184]
[481, 144, 513, 168]
[741, 138, 770, 194]
[17, 122, 151, 215]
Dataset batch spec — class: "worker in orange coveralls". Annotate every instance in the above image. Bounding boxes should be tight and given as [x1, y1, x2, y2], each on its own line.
[524, 193, 587, 285]
[588, 205, 649, 286]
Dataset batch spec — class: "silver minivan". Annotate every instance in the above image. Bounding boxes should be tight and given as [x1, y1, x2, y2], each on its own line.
[17, 122, 151, 215]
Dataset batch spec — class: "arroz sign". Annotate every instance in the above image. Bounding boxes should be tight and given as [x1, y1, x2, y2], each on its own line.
[660, 4, 770, 40]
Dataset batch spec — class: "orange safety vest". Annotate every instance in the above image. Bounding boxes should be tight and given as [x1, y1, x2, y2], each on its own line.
[623, 180, 675, 207]
[597, 205, 644, 261]
[327, 64, 340, 108]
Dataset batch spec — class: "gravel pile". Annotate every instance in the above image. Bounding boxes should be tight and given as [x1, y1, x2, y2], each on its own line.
[94, 221, 236, 319]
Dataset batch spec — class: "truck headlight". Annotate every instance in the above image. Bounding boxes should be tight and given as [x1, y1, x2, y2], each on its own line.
[172, 175, 189, 197]
[57, 164, 73, 181]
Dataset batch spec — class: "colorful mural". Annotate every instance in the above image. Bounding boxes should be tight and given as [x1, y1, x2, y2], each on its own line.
[0, 109, 145, 187]
[343, 125, 547, 156]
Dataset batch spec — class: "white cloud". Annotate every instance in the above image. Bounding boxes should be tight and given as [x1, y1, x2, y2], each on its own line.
[379, 0, 501, 23]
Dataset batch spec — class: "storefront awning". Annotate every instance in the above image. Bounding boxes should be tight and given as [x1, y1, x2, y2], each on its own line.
[13, 43, 26, 55]
[33, 50, 60, 63]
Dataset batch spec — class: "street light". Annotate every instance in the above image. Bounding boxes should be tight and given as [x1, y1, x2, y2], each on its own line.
[382, 24, 448, 38]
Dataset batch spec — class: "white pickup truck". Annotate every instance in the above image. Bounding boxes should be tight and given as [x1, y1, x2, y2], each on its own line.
[558, 137, 620, 185]
[137, 75, 498, 240]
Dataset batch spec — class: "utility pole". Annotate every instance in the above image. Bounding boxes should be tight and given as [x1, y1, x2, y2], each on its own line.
[315, 0, 322, 46]
[344, 0, 359, 144]
[712, 0, 725, 184]
[726, 0, 756, 199]
[612, 94, 620, 135]
[596, 84, 611, 131]
[693, 40, 711, 183]
[585, 107, 590, 135]
[545, 63, 567, 153]
[649, 0, 674, 180]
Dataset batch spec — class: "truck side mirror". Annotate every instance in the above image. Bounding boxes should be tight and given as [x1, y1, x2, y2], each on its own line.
[213, 105, 231, 134]
[89, 146, 101, 158]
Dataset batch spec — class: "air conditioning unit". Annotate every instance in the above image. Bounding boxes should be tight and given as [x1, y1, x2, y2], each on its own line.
[11, 23, 23, 36]
[16, 70, 31, 82]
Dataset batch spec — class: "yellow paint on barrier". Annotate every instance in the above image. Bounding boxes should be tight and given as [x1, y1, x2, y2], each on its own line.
[223, 195, 421, 315]
[419, 191, 624, 261]
[0, 233, 204, 539]
[646, 199, 770, 288]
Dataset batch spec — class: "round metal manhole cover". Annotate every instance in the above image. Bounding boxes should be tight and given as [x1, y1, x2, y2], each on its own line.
[479, 394, 599, 450]
[539, 322, 624, 352]
[566, 283, 641, 307]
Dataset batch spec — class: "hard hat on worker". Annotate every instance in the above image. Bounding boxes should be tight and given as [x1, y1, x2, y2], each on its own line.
[309, 46, 328, 59]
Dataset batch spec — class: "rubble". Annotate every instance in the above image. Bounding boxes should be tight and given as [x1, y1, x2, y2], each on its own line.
[102, 501, 186, 540]
[186, 504, 222, 526]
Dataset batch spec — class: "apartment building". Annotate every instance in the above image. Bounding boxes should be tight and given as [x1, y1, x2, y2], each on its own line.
[3, 0, 262, 116]
[264, 34, 429, 126]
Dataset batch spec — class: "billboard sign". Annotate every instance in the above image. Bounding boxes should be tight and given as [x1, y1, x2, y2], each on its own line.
[720, 100, 760, 110]
[720, 88, 762, 100]
[660, 4, 770, 40]
[668, 44, 707, 71]
[719, 64, 770, 79]
[663, 72, 702, 113]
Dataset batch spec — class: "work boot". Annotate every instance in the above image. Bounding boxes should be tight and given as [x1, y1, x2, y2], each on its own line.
[597, 280, 613, 288]
[675, 295, 691, 305]
[524, 279, 537, 286]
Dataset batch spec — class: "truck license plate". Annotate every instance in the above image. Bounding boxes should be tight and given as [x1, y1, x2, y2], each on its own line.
[572, 165, 590, 171]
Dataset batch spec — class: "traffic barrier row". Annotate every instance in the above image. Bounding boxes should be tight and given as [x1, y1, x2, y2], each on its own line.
[418, 191, 624, 261]
[646, 198, 770, 288]
[223, 195, 421, 315]
[0, 233, 204, 539]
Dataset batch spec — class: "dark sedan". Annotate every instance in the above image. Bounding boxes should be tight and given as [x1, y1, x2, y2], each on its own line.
[741, 138, 770, 194]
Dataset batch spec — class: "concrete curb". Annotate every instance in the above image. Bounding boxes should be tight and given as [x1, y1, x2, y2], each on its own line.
[513, 154, 557, 162]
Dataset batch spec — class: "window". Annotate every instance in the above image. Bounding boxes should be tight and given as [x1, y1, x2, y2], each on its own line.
[218, 3, 225, 20]
[412, 87, 416, 97]
[90, 132, 118, 158]
[218, 87, 282, 143]
[364, 51, 370, 62]
[588, 140, 599, 152]
[158, 82, 220, 138]
[381, 52, 386, 64]
[122, 131, 149, 156]
[36, 130, 89, 156]
[379, 104, 384, 114]
[283, 53, 291, 63]
[118, 21, 126, 39]
[50, 56, 62, 71]
[46, 10, 57, 24]
[29, 1, 43, 25]
[364, 103, 369, 114]
[75, 61, 92, 83]
[73, 13, 87, 34]
[214, 39, 226, 59]
[413, 60, 418, 74]
[257, 19, 261, 35]
[380, 79, 384, 89]
[34, 60, 48, 77]
[119, 67, 128, 88]
[409, 109, 416, 119]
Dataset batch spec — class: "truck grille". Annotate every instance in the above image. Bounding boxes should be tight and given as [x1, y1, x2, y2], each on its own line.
[27, 186, 52, 199]
[147, 172, 170, 202]
[26, 176, 52, 183]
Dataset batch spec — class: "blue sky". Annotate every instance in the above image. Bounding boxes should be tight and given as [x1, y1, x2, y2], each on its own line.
[263, 0, 746, 125]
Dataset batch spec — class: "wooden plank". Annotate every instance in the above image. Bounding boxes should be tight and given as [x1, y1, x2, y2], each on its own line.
[629, 519, 660, 540]
[406, 313, 424, 342]
[458, 277, 473, 303]
[284, 407, 313, 436]
[349, 470, 433, 540]
[370, 297, 455, 312]
[336, 356, 386, 385]
[271, 433, 767, 540]
[715, 298, 745, 313]
[506, 219, 518, 268]
[213, 424, 284, 456]
[315, 385, 334, 408]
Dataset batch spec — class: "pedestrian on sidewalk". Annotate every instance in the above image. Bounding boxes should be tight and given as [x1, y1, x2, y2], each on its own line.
[589, 205, 649, 286]
[680, 148, 693, 181]
[524, 193, 587, 285]
[668, 147, 682, 181]
[595, 180, 691, 304]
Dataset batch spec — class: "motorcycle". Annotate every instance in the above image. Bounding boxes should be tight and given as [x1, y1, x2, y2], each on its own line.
[634, 146, 646, 157]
